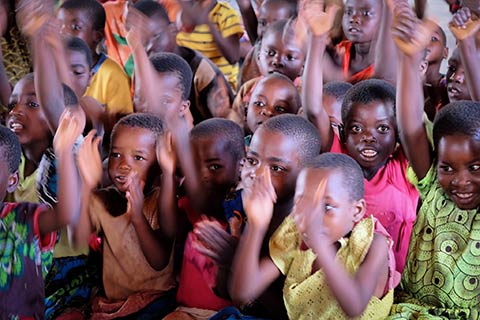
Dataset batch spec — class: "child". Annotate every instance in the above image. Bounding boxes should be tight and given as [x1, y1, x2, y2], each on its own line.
[129, 1, 234, 124]
[164, 118, 246, 320]
[302, 1, 418, 273]
[237, 0, 298, 87]
[230, 19, 306, 126]
[234, 151, 398, 319]
[389, 7, 480, 318]
[244, 72, 301, 138]
[57, 0, 133, 132]
[72, 113, 177, 319]
[176, 0, 244, 90]
[0, 106, 83, 318]
[229, 114, 321, 319]
[323, 81, 353, 136]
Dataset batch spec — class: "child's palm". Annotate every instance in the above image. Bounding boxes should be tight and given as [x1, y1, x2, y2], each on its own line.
[53, 108, 85, 153]
[77, 130, 103, 190]
[242, 168, 276, 230]
[301, 0, 340, 37]
[16, 0, 52, 37]
[156, 131, 176, 174]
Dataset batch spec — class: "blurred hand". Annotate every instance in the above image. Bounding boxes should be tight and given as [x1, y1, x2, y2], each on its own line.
[449, 7, 480, 40]
[53, 107, 86, 154]
[77, 130, 103, 190]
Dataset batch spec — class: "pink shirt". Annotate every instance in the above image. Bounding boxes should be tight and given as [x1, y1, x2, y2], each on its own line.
[330, 134, 418, 273]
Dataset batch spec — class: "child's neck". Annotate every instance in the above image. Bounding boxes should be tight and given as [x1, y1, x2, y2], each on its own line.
[22, 142, 50, 177]
[425, 63, 442, 85]
[91, 51, 100, 68]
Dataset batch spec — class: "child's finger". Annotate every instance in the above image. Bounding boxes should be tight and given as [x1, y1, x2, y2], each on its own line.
[262, 167, 277, 203]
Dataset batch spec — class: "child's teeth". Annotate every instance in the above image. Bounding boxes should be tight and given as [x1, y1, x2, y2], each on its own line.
[457, 193, 473, 199]
[361, 150, 377, 157]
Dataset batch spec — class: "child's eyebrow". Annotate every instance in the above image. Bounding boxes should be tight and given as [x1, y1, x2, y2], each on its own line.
[267, 156, 291, 164]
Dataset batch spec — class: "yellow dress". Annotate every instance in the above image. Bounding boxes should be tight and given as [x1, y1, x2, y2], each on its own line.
[270, 216, 396, 320]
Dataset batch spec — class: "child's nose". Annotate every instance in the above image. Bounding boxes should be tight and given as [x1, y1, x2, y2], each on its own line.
[450, 70, 464, 83]
[272, 55, 284, 68]
[452, 171, 471, 187]
[361, 131, 376, 142]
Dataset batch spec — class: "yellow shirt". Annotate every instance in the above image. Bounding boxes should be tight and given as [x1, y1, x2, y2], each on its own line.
[176, 2, 243, 90]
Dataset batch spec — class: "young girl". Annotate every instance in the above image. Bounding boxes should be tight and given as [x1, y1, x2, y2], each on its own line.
[233, 152, 399, 319]
[302, 0, 418, 273]
[71, 113, 177, 319]
[389, 5, 480, 318]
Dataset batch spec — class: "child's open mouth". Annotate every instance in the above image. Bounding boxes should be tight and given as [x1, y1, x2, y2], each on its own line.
[360, 149, 378, 159]
[9, 121, 24, 132]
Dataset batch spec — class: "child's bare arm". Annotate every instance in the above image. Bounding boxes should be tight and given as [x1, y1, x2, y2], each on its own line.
[230, 167, 280, 304]
[38, 108, 86, 236]
[156, 131, 178, 239]
[393, 4, 436, 179]
[301, 0, 339, 152]
[450, 8, 480, 101]
[236, 0, 258, 43]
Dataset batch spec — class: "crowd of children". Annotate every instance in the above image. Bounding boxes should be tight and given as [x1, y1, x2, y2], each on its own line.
[0, 0, 479, 319]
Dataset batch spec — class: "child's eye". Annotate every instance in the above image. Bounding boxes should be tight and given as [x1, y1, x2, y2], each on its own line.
[71, 24, 81, 31]
[448, 65, 456, 73]
[286, 55, 295, 61]
[274, 106, 286, 113]
[270, 165, 286, 173]
[134, 155, 146, 161]
[7, 102, 16, 111]
[254, 101, 266, 108]
[350, 125, 362, 133]
[439, 165, 453, 173]
[267, 50, 276, 57]
[27, 101, 40, 109]
[345, 8, 353, 16]
[259, 20, 267, 27]
[377, 125, 390, 133]
[208, 164, 221, 171]
[110, 152, 121, 158]
[362, 10, 372, 16]
[470, 164, 480, 172]
[325, 204, 334, 211]
[431, 36, 439, 42]
[246, 157, 258, 166]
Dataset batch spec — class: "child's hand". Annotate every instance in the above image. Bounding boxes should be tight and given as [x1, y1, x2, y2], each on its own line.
[77, 130, 103, 190]
[156, 131, 176, 175]
[299, 0, 340, 37]
[242, 166, 277, 231]
[125, 171, 145, 222]
[178, 0, 214, 28]
[125, 5, 154, 50]
[16, 0, 53, 38]
[391, 4, 437, 56]
[449, 7, 480, 40]
[192, 217, 238, 266]
[53, 107, 86, 154]
[293, 178, 329, 250]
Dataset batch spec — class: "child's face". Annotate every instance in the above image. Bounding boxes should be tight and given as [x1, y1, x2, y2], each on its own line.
[67, 49, 91, 97]
[134, 72, 189, 118]
[193, 136, 241, 196]
[57, 8, 100, 53]
[295, 167, 364, 242]
[257, 1, 292, 39]
[446, 48, 471, 102]
[246, 77, 300, 134]
[145, 14, 177, 56]
[245, 127, 302, 204]
[323, 94, 342, 127]
[6, 77, 51, 146]
[342, 0, 381, 44]
[344, 101, 397, 177]
[108, 125, 158, 193]
[425, 28, 447, 64]
[257, 30, 305, 81]
[437, 134, 480, 210]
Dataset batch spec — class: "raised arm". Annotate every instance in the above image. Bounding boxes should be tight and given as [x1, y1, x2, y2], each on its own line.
[450, 7, 480, 101]
[301, 0, 339, 152]
[393, 4, 436, 179]
[236, 0, 258, 43]
[230, 167, 280, 304]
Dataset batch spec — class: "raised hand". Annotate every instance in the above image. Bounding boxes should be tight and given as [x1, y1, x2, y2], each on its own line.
[156, 131, 176, 175]
[16, 0, 53, 38]
[293, 178, 329, 249]
[242, 166, 277, 231]
[299, 0, 340, 37]
[53, 107, 86, 154]
[125, 5, 154, 51]
[77, 130, 103, 190]
[125, 171, 145, 222]
[449, 7, 480, 41]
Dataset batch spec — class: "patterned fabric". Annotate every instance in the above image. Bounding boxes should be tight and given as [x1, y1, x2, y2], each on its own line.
[1, 26, 32, 86]
[337, 40, 375, 84]
[270, 215, 398, 320]
[389, 165, 480, 319]
[0, 202, 56, 319]
[5, 153, 39, 204]
[176, 2, 244, 91]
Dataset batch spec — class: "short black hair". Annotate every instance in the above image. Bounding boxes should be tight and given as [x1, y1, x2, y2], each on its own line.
[262, 0, 298, 16]
[262, 19, 289, 41]
[260, 114, 321, 164]
[0, 125, 21, 173]
[306, 153, 364, 201]
[134, 0, 170, 22]
[60, 0, 106, 32]
[341, 79, 396, 124]
[65, 36, 92, 69]
[255, 73, 301, 111]
[323, 81, 353, 102]
[433, 101, 480, 149]
[62, 83, 79, 107]
[149, 52, 193, 100]
[191, 118, 246, 162]
[111, 113, 165, 144]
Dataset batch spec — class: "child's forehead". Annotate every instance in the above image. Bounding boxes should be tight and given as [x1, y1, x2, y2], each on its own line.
[346, 100, 394, 118]
[345, 0, 381, 9]
[113, 125, 155, 140]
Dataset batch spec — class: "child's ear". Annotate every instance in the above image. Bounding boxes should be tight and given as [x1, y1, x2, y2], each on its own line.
[7, 171, 19, 193]
[352, 198, 366, 223]
[443, 47, 449, 60]
[93, 30, 105, 47]
[179, 100, 191, 116]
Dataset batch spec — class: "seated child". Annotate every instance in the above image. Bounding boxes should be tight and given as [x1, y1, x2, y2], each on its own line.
[129, 1, 234, 124]
[230, 19, 306, 126]
[57, 0, 133, 133]
[176, 0, 244, 90]
[0, 105, 84, 318]
[302, 2, 418, 273]
[323, 81, 353, 136]
[389, 9, 480, 318]
[72, 113, 177, 319]
[236, 152, 399, 319]
[229, 114, 321, 319]
[164, 118, 246, 320]
[238, 0, 298, 87]
[243, 72, 301, 140]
